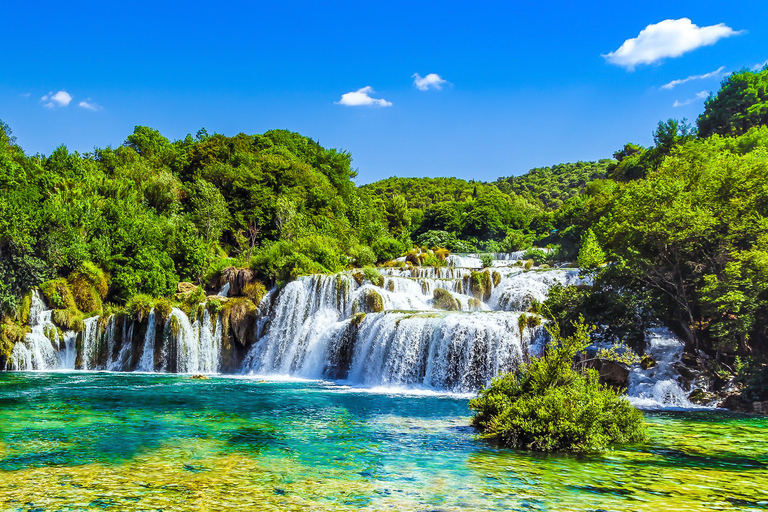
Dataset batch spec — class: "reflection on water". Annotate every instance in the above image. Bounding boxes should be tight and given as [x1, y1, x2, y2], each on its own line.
[0, 372, 766, 511]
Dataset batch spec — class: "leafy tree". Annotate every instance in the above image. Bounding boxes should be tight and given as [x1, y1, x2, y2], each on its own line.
[188, 178, 230, 241]
[577, 229, 605, 269]
[698, 68, 768, 137]
[470, 318, 647, 451]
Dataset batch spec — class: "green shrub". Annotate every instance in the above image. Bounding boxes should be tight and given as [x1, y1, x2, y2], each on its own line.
[480, 253, 494, 268]
[524, 259, 534, 270]
[577, 229, 605, 269]
[250, 236, 346, 283]
[206, 298, 224, 315]
[125, 294, 155, 322]
[372, 237, 405, 262]
[523, 249, 548, 266]
[422, 253, 446, 268]
[470, 318, 647, 452]
[362, 266, 384, 287]
[243, 281, 267, 304]
[349, 245, 377, 268]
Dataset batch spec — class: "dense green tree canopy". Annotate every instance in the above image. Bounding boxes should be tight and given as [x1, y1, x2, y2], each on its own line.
[698, 68, 768, 138]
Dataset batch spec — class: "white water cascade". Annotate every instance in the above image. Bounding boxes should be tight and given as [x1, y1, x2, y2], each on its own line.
[136, 309, 157, 372]
[7, 291, 60, 371]
[628, 328, 698, 409]
[164, 308, 222, 373]
[241, 262, 580, 392]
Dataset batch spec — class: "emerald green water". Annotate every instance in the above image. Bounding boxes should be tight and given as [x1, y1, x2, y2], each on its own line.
[0, 373, 766, 511]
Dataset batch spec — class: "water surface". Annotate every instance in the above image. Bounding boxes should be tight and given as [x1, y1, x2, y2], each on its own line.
[1, 372, 766, 511]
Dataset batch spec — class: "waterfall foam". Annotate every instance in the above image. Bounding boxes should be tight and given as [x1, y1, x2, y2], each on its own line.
[628, 328, 698, 409]
[7, 291, 59, 371]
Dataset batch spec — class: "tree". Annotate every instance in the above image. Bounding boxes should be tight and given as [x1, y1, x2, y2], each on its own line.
[697, 68, 768, 137]
[384, 194, 410, 237]
[577, 229, 605, 269]
[188, 178, 230, 241]
[469, 318, 647, 452]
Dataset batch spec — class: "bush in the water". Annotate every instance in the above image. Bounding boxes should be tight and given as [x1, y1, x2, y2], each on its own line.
[470, 318, 647, 452]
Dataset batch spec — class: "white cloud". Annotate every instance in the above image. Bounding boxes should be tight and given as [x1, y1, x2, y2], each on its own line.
[604, 18, 743, 70]
[753, 59, 768, 71]
[78, 98, 102, 111]
[41, 90, 73, 108]
[673, 90, 709, 107]
[335, 86, 392, 107]
[412, 73, 448, 91]
[19, 92, 31, 98]
[661, 66, 725, 90]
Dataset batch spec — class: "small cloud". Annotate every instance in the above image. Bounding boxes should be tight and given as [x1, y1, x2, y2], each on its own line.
[603, 18, 743, 70]
[412, 73, 448, 91]
[661, 66, 725, 90]
[753, 59, 768, 71]
[78, 98, 102, 111]
[335, 86, 392, 107]
[673, 90, 709, 107]
[41, 90, 73, 108]
[19, 92, 31, 98]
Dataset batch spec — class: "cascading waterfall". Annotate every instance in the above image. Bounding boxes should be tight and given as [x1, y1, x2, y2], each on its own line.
[136, 309, 157, 372]
[242, 262, 563, 392]
[7, 291, 59, 371]
[164, 308, 222, 373]
[4, 255, 705, 406]
[628, 328, 698, 409]
[79, 316, 100, 370]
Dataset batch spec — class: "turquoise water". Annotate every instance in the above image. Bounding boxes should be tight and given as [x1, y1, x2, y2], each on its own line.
[1, 373, 766, 511]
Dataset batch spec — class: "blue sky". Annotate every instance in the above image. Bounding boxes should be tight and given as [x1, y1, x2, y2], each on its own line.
[1, 1, 766, 183]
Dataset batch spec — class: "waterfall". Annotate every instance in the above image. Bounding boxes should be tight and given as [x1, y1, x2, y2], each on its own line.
[136, 309, 157, 372]
[7, 291, 59, 371]
[628, 328, 698, 409]
[243, 271, 546, 391]
[4, 262, 706, 401]
[79, 316, 100, 370]
[164, 308, 222, 373]
[110, 317, 134, 371]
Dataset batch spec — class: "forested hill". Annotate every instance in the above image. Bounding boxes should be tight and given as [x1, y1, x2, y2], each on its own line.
[494, 160, 612, 210]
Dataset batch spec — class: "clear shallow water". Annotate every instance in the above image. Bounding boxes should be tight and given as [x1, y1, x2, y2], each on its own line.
[0, 373, 766, 511]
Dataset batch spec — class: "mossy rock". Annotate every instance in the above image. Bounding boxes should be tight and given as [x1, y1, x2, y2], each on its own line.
[17, 292, 32, 324]
[125, 294, 155, 322]
[524, 259, 534, 270]
[433, 288, 460, 311]
[468, 298, 482, 311]
[470, 270, 492, 302]
[243, 281, 267, 304]
[353, 288, 385, 314]
[222, 298, 258, 346]
[350, 312, 367, 327]
[52, 308, 85, 332]
[435, 248, 450, 262]
[405, 251, 421, 266]
[67, 262, 108, 314]
[640, 355, 656, 370]
[40, 278, 77, 310]
[352, 271, 365, 286]
[688, 388, 716, 405]
[492, 271, 501, 287]
[0, 320, 30, 359]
